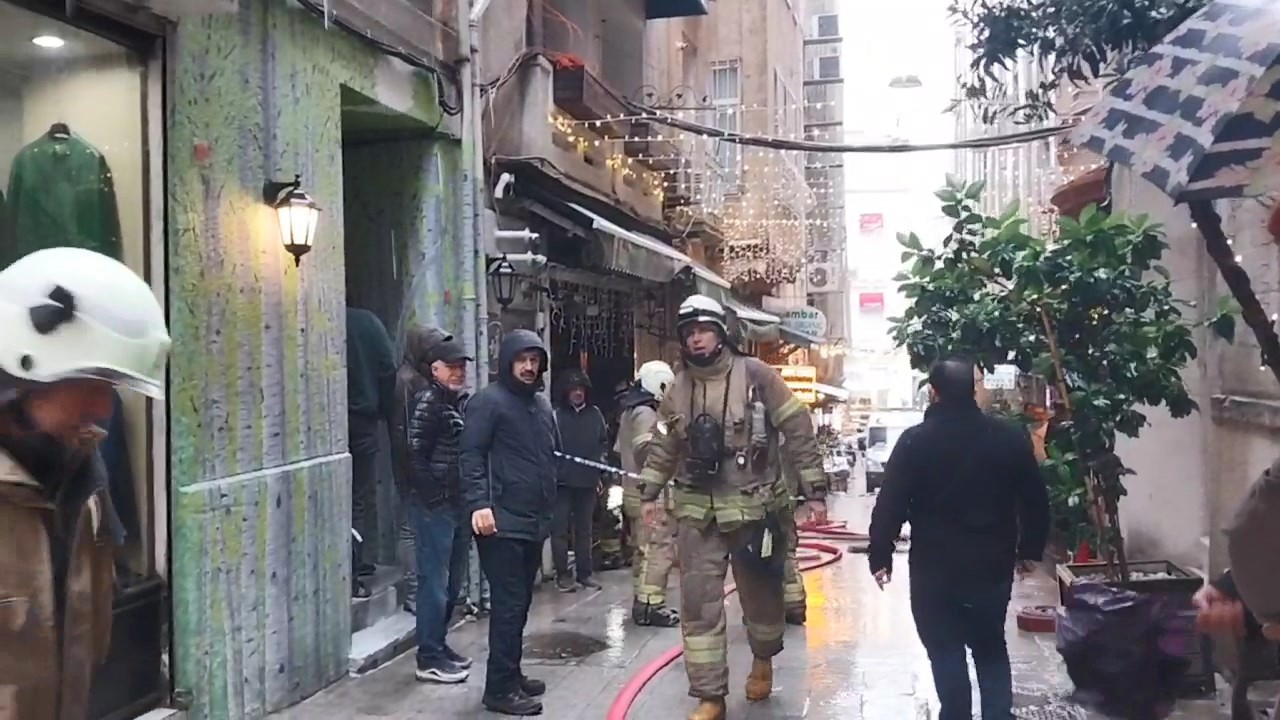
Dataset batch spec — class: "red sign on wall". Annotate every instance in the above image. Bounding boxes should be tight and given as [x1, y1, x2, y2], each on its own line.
[859, 213, 884, 235]
[859, 292, 885, 312]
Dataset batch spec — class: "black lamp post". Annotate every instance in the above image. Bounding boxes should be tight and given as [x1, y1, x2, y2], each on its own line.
[263, 174, 321, 266]
[488, 255, 518, 309]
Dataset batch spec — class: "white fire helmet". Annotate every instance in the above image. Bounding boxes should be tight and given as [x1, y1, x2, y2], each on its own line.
[636, 360, 675, 399]
[676, 293, 728, 336]
[0, 247, 171, 399]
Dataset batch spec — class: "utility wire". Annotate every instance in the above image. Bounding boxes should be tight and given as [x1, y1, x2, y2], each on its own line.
[619, 98, 1071, 153]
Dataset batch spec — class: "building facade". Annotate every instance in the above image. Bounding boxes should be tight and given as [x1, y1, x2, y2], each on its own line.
[803, 0, 848, 384]
[0, 1, 472, 719]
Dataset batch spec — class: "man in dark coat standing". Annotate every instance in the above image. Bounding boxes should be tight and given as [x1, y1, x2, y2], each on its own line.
[551, 368, 608, 593]
[868, 359, 1050, 720]
[459, 329, 557, 716]
[346, 306, 397, 596]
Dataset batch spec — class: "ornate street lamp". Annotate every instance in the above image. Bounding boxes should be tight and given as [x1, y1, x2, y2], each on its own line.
[263, 174, 321, 267]
[487, 255, 519, 309]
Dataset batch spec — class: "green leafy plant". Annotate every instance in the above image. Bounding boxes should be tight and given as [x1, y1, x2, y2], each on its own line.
[889, 176, 1230, 576]
[950, 0, 1206, 123]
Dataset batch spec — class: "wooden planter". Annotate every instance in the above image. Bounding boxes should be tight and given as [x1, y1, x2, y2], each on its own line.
[1056, 559, 1215, 697]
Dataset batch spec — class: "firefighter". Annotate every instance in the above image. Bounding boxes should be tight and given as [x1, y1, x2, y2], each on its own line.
[639, 294, 828, 720]
[617, 360, 680, 627]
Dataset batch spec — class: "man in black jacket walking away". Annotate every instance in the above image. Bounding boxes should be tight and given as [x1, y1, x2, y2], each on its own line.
[405, 332, 474, 684]
[552, 369, 608, 593]
[868, 359, 1050, 720]
[459, 330, 557, 716]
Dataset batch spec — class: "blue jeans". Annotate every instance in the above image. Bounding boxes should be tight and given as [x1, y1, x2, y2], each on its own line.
[911, 576, 1014, 720]
[410, 501, 470, 662]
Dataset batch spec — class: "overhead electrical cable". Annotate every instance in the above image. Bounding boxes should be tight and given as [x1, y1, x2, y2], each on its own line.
[617, 98, 1071, 153]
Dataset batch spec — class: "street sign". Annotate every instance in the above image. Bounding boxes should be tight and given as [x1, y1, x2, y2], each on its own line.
[780, 307, 828, 338]
[774, 365, 818, 404]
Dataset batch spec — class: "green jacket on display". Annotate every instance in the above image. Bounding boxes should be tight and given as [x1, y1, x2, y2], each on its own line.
[7, 134, 122, 262]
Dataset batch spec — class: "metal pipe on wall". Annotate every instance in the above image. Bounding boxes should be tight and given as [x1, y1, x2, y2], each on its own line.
[469, 0, 494, 385]
[457, 0, 480, 387]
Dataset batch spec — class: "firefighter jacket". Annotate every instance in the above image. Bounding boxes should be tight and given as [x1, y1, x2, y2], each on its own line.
[0, 447, 117, 720]
[638, 352, 826, 529]
[614, 385, 660, 513]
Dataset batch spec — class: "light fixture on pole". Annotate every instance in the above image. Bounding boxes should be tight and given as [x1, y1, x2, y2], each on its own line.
[263, 174, 321, 267]
[487, 255, 519, 309]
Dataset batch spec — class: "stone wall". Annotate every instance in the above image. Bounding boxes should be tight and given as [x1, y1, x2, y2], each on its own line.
[166, 1, 455, 717]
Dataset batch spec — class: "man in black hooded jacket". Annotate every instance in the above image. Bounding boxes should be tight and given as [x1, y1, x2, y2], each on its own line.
[459, 329, 557, 716]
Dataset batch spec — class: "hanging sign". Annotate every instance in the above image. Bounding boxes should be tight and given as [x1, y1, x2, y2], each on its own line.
[773, 365, 818, 404]
[780, 307, 827, 338]
[858, 292, 885, 313]
[859, 213, 885, 235]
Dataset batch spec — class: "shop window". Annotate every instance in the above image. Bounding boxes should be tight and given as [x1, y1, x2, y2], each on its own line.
[0, 3, 164, 716]
[0, 0, 154, 580]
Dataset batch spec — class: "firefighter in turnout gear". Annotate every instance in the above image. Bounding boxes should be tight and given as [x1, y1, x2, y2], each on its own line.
[639, 294, 828, 720]
[617, 360, 680, 627]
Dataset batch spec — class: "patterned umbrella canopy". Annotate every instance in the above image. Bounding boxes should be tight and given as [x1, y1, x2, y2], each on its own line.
[1070, 0, 1280, 202]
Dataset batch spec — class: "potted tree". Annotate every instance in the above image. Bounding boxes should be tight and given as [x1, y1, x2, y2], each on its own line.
[889, 177, 1232, 593]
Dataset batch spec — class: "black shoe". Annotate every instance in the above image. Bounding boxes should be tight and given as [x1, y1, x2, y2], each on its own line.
[482, 690, 543, 715]
[357, 562, 377, 577]
[520, 675, 547, 697]
[632, 601, 680, 628]
[556, 577, 577, 593]
[578, 577, 603, 591]
[415, 657, 469, 684]
[352, 581, 371, 599]
[785, 608, 807, 626]
[444, 644, 473, 670]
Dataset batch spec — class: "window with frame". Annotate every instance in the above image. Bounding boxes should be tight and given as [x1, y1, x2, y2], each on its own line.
[710, 60, 741, 188]
[817, 56, 840, 80]
[815, 13, 839, 38]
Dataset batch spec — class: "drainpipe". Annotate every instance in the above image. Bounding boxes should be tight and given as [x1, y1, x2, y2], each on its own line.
[457, 2, 480, 387]
[469, 0, 497, 385]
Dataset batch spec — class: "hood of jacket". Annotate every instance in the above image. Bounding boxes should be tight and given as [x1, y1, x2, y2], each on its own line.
[498, 329, 549, 394]
[617, 384, 657, 411]
[557, 368, 592, 406]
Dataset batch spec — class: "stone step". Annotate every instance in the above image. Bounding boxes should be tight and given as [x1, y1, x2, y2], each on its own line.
[351, 564, 409, 634]
[349, 610, 416, 676]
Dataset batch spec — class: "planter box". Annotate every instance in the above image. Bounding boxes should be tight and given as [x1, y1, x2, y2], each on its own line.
[553, 66, 629, 132]
[1057, 559, 1215, 698]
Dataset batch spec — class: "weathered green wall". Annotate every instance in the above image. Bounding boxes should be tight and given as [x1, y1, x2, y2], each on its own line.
[166, 1, 452, 717]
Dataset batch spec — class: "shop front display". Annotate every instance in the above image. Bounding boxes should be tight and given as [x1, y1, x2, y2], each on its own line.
[0, 3, 165, 717]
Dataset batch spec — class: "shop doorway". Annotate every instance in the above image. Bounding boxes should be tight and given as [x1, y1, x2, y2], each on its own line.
[340, 87, 452, 639]
[0, 1, 167, 718]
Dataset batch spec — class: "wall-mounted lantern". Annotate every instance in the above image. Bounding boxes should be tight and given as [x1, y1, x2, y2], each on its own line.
[487, 255, 519, 309]
[263, 174, 321, 266]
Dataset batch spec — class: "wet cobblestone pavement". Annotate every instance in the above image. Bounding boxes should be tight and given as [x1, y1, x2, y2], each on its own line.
[273, 494, 1248, 719]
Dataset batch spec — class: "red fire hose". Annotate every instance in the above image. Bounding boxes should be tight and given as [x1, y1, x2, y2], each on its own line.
[605, 540, 845, 720]
[796, 520, 870, 541]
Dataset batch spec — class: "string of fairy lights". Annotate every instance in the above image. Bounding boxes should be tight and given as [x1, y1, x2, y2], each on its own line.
[544, 91, 1073, 285]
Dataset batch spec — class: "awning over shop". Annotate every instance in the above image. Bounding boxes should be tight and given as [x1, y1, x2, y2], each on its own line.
[813, 382, 850, 403]
[565, 202, 780, 335]
[569, 202, 724, 285]
[779, 325, 824, 348]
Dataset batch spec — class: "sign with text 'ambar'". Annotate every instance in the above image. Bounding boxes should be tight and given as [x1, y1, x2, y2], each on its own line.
[774, 365, 818, 404]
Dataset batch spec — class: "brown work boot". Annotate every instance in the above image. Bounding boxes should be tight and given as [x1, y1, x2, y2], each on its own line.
[745, 656, 773, 701]
[687, 698, 726, 720]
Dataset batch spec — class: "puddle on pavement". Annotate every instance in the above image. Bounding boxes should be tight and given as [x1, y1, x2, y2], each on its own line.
[523, 630, 609, 660]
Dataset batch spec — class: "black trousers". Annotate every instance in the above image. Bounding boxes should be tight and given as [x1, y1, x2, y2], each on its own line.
[476, 535, 542, 696]
[911, 575, 1015, 720]
[551, 486, 597, 581]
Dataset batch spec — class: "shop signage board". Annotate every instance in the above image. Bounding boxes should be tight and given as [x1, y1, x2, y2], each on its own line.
[859, 213, 884, 235]
[774, 365, 818, 404]
[984, 364, 1019, 390]
[780, 306, 828, 338]
[858, 292, 885, 313]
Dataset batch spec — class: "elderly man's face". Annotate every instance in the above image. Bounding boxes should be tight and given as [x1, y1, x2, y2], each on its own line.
[568, 386, 586, 407]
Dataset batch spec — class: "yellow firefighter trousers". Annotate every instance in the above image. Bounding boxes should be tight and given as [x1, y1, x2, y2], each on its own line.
[780, 508, 806, 612]
[625, 502, 676, 605]
[677, 519, 786, 699]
